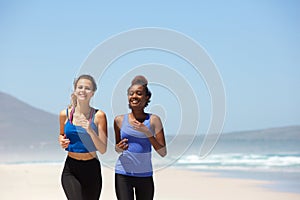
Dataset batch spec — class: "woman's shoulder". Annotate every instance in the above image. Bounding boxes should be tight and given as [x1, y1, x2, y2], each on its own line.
[59, 108, 67, 117]
[94, 108, 104, 114]
[149, 113, 160, 120]
[113, 114, 125, 129]
[93, 109, 107, 126]
[114, 114, 125, 122]
[94, 108, 106, 118]
[59, 106, 74, 117]
[149, 113, 162, 124]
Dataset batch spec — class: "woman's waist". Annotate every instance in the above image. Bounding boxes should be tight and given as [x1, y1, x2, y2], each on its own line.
[67, 151, 97, 161]
[126, 143, 151, 153]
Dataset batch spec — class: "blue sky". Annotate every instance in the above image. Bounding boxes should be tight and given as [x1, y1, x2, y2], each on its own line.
[0, 0, 299, 134]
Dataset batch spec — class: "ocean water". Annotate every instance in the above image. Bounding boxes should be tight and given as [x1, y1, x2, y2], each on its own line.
[176, 153, 300, 172]
[166, 132, 300, 194]
[173, 153, 300, 193]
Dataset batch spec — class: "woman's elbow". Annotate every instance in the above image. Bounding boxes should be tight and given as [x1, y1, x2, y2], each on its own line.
[98, 146, 107, 154]
[158, 147, 167, 157]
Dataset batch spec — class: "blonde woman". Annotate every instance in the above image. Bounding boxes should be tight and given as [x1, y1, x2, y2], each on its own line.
[58, 74, 107, 200]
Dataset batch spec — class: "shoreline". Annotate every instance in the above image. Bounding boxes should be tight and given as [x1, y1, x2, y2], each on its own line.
[173, 166, 300, 194]
[0, 163, 300, 200]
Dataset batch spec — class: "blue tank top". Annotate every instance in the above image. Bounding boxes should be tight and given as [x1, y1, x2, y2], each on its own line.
[115, 113, 154, 177]
[64, 108, 98, 153]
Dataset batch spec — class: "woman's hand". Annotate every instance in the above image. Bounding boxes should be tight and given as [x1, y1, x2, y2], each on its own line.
[133, 115, 167, 157]
[76, 114, 93, 133]
[115, 138, 129, 153]
[132, 119, 153, 138]
[59, 134, 70, 149]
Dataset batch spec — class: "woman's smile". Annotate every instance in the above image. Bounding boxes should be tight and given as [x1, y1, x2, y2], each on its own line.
[130, 98, 140, 104]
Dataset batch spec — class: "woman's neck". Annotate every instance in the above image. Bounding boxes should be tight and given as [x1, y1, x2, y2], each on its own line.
[75, 102, 91, 114]
[131, 110, 147, 122]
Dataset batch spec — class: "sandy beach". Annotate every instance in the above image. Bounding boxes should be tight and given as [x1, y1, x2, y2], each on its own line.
[0, 164, 299, 200]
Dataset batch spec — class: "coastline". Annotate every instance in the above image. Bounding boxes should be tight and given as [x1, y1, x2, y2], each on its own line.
[0, 163, 299, 200]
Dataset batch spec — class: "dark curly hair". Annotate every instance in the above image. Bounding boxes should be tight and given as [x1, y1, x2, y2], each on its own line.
[127, 75, 152, 108]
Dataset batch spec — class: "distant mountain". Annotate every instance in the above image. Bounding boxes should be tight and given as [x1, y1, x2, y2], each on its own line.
[0, 91, 59, 144]
[221, 125, 300, 140]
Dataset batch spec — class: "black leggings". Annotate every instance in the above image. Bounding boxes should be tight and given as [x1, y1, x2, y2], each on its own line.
[61, 156, 102, 200]
[115, 173, 154, 200]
